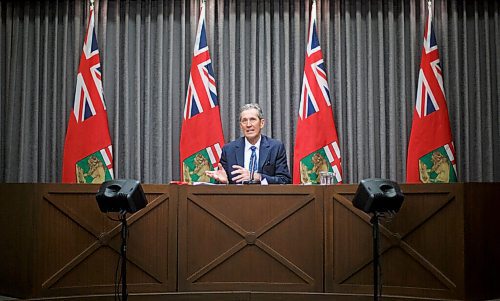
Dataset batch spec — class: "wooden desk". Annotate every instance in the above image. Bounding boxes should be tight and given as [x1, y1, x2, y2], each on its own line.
[0, 183, 499, 301]
[177, 185, 324, 292]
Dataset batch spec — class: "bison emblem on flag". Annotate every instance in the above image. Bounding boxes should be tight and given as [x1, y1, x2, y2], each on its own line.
[299, 142, 342, 184]
[76, 147, 114, 184]
[418, 144, 457, 183]
[182, 143, 222, 184]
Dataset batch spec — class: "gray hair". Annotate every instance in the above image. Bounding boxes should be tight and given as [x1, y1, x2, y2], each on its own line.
[239, 103, 264, 120]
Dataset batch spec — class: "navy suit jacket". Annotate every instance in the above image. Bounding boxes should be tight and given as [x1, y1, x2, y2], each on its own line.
[220, 135, 292, 184]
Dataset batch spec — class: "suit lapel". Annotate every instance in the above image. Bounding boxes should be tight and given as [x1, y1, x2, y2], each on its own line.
[235, 137, 245, 167]
[258, 135, 271, 171]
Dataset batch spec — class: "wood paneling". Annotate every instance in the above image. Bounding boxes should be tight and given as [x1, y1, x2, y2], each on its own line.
[463, 183, 500, 301]
[1, 183, 499, 301]
[324, 183, 500, 301]
[0, 184, 177, 299]
[0, 184, 37, 298]
[177, 185, 324, 292]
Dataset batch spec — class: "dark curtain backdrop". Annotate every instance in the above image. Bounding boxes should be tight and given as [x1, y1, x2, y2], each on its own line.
[0, 0, 499, 183]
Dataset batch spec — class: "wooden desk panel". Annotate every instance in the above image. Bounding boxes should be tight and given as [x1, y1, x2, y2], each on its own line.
[463, 183, 500, 301]
[0, 184, 177, 299]
[324, 183, 500, 301]
[177, 185, 324, 292]
[0, 184, 37, 298]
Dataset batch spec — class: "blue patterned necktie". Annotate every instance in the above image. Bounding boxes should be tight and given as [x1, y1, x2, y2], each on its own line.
[249, 146, 257, 180]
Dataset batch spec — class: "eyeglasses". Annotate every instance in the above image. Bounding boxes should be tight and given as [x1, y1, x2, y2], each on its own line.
[240, 117, 260, 125]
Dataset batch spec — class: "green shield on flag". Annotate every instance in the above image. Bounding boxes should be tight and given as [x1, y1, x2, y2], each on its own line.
[299, 149, 337, 184]
[182, 150, 216, 184]
[418, 146, 457, 183]
[76, 150, 113, 184]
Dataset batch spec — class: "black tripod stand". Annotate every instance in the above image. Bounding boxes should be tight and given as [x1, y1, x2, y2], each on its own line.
[119, 210, 128, 301]
[352, 178, 404, 301]
[371, 212, 382, 301]
[96, 180, 148, 301]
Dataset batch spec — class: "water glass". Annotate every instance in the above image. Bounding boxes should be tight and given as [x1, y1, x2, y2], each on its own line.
[320, 171, 333, 185]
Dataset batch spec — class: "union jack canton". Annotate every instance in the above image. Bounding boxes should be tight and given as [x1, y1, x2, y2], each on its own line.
[184, 4, 218, 120]
[299, 5, 331, 120]
[73, 7, 106, 123]
[415, 8, 445, 118]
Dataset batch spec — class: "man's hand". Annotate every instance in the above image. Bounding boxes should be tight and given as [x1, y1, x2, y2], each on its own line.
[230, 165, 261, 183]
[205, 163, 228, 184]
[230, 165, 252, 183]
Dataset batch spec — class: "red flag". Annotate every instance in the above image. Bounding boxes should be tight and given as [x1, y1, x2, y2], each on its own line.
[180, 2, 224, 184]
[293, 1, 342, 184]
[62, 4, 114, 184]
[406, 3, 457, 183]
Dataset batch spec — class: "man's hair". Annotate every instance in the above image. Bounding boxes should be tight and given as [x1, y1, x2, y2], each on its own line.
[239, 103, 264, 120]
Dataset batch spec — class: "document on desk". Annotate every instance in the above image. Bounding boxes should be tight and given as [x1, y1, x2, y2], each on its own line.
[193, 179, 268, 185]
[193, 182, 217, 185]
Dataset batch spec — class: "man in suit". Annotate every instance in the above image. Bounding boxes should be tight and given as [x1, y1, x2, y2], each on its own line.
[206, 103, 291, 184]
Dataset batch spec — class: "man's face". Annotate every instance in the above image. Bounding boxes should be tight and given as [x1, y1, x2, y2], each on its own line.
[240, 108, 265, 143]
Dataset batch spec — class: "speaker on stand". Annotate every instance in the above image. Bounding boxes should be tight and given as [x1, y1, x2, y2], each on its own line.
[96, 179, 148, 301]
[352, 178, 404, 301]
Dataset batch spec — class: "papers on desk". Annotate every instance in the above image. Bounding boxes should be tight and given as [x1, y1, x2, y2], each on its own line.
[193, 179, 269, 185]
[193, 181, 217, 185]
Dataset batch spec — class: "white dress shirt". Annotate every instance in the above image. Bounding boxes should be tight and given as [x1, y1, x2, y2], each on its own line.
[244, 136, 261, 171]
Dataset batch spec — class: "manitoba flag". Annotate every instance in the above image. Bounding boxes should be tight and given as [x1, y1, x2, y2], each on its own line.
[406, 3, 457, 183]
[62, 4, 114, 184]
[180, 2, 224, 184]
[293, 1, 342, 184]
